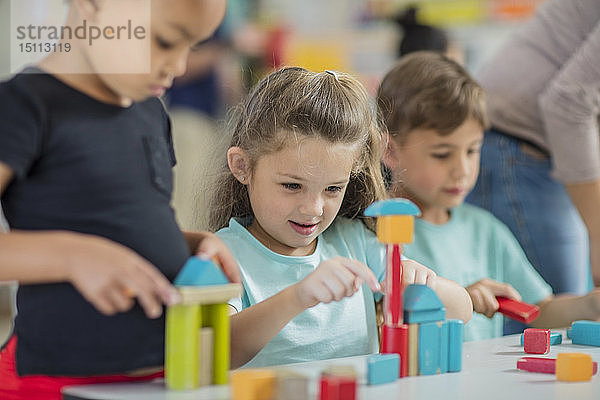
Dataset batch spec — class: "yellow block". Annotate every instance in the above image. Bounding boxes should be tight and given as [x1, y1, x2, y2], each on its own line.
[556, 353, 593, 382]
[376, 215, 414, 243]
[231, 369, 276, 400]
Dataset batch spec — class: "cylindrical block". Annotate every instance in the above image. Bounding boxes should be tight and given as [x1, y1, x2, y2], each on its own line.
[381, 324, 409, 377]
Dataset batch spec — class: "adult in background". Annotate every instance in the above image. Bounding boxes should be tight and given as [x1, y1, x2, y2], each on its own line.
[467, 0, 599, 333]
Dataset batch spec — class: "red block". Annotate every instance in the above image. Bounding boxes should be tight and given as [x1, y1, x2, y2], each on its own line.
[496, 297, 540, 324]
[523, 328, 550, 354]
[517, 357, 598, 375]
[381, 324, 408, 377]
[319, 375, 356, 400]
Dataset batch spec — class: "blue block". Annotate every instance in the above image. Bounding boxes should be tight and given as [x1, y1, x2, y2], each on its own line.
[520, 331, 562, 346]
[367, 354, 400, 385]
[404, 309, 446, 324]
[571, 320, 600, 347]
[404, 284, 444, 312]
[418, 321, 441, 375]
[566, 327, 572, 339]
[447, 319, 463, 372]
[364, 198, 421, 216]
[439, 321, 449, 373]
[174, 257, 229, 286]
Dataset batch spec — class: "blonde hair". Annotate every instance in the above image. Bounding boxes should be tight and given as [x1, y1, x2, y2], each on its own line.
[377, 51, 489, 143]
[209, 67, 387, 232]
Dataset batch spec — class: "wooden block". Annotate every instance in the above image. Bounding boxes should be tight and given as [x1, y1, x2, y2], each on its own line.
[198, 327, 214, 386]
[380, 324, 408, 377]
[376, 215, 414, 243]
[418, 321, 441, 375]
[517, 357, 555, 374]
[275, 370, 308, 400]
[524, 328, 550, 355]
[174, 257, 230, 286]
[404, 284, 446, 324]
[556, 353, 594, 382]
[322, 365, 357, 379]
[231, 369, 276, 400]
[496, 297, 539, 324]
[165, 304, 200, 390]
[319, 374, 356, 400]
[366, 353, 400, 385]
[521, 331, 562, 346]
[178, 283, 242, 305]
[571, 320, 600, 347]
[408, 324, 419, 376]
[439, 320, 449, 373]
[517, 357, 598, 375]
[447, 319, 463, 372]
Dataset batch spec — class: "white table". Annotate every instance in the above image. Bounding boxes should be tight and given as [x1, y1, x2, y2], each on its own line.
[62, 331, 600, 400]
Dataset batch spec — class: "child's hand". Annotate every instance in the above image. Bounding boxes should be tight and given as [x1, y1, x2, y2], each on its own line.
[63, 232, 180, 318]
[192, 231, 241, 283]
[466, 278, 521, 318]
[293, 257, 381, 309]
[401, 259, 437, 288]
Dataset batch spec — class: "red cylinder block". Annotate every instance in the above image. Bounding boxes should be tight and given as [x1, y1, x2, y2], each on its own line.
[381, 324, 409, 377]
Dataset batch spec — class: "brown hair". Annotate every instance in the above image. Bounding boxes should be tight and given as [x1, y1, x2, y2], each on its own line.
[208, 67, 387, 232]
[377, 51, 489, 143]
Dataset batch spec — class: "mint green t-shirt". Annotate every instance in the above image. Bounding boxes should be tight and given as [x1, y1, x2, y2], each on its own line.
[216, 217, 386, 367]
[403, 203, 552, 341]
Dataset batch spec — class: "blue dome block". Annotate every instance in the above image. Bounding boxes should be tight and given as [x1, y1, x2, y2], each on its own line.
[174, 257, 230, 286]
[403, 284, 444, 311]
[364, 199, 421, 217]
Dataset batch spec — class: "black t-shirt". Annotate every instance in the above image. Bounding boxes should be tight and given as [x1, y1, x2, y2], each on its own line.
[0, 69, 191, 375]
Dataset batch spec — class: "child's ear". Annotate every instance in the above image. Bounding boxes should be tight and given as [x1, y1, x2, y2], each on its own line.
[227, 147, 250, 185]
[382, 136, 401, 170]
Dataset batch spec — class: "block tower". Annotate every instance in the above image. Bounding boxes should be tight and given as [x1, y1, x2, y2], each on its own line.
[165, 257, 242, 390]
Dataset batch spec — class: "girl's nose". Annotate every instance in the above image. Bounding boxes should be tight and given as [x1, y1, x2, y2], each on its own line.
[299, 195, 324, 217]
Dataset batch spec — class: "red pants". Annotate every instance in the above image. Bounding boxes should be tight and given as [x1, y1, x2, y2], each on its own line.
[0, 336, 164, 400]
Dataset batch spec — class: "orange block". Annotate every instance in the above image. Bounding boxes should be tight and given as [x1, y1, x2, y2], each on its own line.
[376, 216, 414, 243]
[556, 353, 593, 382]
[231, 369, 276, 400]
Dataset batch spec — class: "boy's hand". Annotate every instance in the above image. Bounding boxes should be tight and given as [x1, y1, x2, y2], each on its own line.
[466, 278, 521, 318]
[63, 233, 180, 319]
[401, 259, 437, 288]
[293, 257, 381, 309]
[189, 231, 241, 283]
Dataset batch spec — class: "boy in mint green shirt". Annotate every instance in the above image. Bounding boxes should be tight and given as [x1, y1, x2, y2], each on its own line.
[377, 51, 600, 340]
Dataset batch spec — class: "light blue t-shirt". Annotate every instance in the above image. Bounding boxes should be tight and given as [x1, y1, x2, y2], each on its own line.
[216, 217, 386, 367]
[403, 203, 552, 341]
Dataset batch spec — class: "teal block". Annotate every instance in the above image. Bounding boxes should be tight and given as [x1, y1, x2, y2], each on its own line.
[404, 309, 446, 324]
[404, 284, 444, 312]
[566, 327, 572, 339]
[439, 321, 449, 373]
[418, 321, 441, 375]
[174, 257, 229, 286]
[364, 198, 421, 216]
[521, 331, 562, 346]
[448, 319, 463, 372]
[571, 320, 600, 347]
[367, 354, 400, 385]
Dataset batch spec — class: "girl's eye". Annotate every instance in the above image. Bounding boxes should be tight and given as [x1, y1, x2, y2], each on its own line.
[326, 186, 343, 193]
[283, 183, 301, 191]
[156, 36, 175, 50]
[468, 147, 481, 155]
[431, 153, 450, 159]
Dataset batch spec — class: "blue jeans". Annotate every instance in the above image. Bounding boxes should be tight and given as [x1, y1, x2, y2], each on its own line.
[466, 130, 590, 334]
